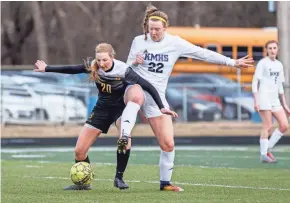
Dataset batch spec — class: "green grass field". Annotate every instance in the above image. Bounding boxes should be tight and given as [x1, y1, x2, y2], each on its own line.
[2, 146, 290, 203]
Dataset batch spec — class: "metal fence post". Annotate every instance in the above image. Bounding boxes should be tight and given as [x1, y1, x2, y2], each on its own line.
[182, 85, 188, 122]
[237, 69, 242, 121]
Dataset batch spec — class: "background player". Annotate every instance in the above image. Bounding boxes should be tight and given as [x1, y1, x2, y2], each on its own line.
[34, 43, 177, 190]
[117, 4, 254, 192]
[252, 40, 290, 163]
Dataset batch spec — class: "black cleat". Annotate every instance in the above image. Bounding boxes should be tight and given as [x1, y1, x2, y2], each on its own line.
[64, 184, 92, 190]
[114, 177, 129, 190]
[117, 136, 129, 154]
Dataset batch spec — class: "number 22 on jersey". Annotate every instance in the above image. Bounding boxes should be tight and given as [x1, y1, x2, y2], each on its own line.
[148, 62, 164, 73]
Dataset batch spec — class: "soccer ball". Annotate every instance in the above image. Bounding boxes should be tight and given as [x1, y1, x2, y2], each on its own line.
[70, 162, 94, 185]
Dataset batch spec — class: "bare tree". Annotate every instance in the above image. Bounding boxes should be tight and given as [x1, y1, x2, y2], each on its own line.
[53, 2, 75, 63]
[30, 1, 48, 61]
[1, 1, 277, 65]
[1, 2, 34, 64]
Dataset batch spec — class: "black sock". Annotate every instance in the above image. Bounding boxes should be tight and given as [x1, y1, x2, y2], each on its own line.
[75, 156, 90, 164]
[115, 149, 131, 179]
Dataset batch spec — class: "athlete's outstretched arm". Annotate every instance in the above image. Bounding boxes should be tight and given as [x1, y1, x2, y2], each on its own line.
[34, 60, 90, 74]
[177, 37, 253, 69]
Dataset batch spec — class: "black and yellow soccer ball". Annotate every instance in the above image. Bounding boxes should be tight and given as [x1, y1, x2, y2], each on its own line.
[70, 162, 94, 185]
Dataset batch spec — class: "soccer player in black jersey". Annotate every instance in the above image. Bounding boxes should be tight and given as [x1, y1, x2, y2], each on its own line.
[34, 43, 177, 190]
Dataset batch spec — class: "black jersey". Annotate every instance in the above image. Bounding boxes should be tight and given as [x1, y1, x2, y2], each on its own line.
[45, 59, 164, 109]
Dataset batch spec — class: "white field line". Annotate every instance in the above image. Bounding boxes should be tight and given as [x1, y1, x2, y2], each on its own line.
[2, 146, 251, 153]
[2, 146, 290, 153]
[24, 176, 290, 191]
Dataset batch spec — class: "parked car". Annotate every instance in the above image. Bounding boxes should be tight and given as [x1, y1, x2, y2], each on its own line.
[1, 84, 87, 124]
[168, 74, 254, 119]
[169, 86, 222, 108]
[1, 73, 91, 106]
[1, 70, 92, 104]
[166, 87, 222, 122]
[1, 90, 36, 123]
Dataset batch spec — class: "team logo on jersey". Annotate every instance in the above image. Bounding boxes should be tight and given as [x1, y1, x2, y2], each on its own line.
[115, 77, 121, 80]
[144, 52, 169, 62]
[269, 71, 279, 77]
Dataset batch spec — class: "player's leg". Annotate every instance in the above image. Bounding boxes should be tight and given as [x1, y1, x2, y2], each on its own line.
[64, 125, 102, 190]
[74, 124, 102, 163]
[118, 84, 144, 145]
[113, 117, 131, 189]
[64, 106, 111, 190]
[268, 107, 289, 160]
[148, 115, 183, 192]
[259, 110, 276, 163]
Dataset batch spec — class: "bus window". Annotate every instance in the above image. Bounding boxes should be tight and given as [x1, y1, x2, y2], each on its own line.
[237, 46, 248, 58]
[252, 46, 264, 61]
[222, 46, 233, 58]
[193, 44, 203, 48]
[178, 57, 188, 61]
[206, 45, 218, 52]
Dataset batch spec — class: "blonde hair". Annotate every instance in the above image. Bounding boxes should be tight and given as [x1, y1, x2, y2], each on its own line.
[85, 43, 116, 82]
[142, 4, 169, 40]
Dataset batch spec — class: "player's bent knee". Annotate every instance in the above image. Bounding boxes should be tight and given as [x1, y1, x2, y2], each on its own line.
[126, 85, 144, 105]
[160, 143, 174, 152]
[279, 123, 289, 133]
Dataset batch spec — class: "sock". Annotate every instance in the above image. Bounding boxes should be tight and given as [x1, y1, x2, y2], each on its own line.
[120, 101, 140, 138]
[159, 150, 175, 187]
[75, 156, 90, 164]
[259, 139, 268, 156]
[115, 149, 131, 179]
[268, 128, 283, 151]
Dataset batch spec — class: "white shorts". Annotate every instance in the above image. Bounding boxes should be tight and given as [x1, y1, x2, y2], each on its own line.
[125, 85, 170, 118]
[258, 92, 283, 112]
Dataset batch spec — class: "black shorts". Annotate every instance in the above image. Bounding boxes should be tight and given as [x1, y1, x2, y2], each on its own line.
[85, 103, 125, 134]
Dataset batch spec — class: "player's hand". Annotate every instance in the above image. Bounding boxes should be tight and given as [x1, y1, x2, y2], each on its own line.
[34, 60, 47, 72]
[161, 108, 178, 118]
[235, 55, 254, 69]
[254, 103, 260, 112]
[133, 53, 144, 65]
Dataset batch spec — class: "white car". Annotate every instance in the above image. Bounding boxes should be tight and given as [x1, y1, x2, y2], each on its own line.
[1, 84, 88, 124]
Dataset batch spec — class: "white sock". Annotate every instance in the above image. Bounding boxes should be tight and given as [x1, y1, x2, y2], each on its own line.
[260, 139, 268, 156]
[120, 101, 140, 137]
[159, 150, 175, 182]
[268, 128, 283, 151]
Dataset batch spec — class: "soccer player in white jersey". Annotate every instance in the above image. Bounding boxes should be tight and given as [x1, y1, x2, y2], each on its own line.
[252, 40, 290, 163]
[117, 4, 254, 192]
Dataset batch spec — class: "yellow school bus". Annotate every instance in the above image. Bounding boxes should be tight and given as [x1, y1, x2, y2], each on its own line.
[167, 27, 278, 83]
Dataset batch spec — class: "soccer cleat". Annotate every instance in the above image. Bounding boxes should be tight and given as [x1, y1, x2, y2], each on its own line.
[260, 155, 276, 163]
[267, 152, 277, 162]
[63, 184, 92, 190]
[117, 136, 129, 154]
[114, 177, 129, 190]
[160, 184, 184, 192]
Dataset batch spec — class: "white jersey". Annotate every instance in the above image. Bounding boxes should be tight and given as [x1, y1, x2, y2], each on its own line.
[252, 57, 285, 95]
[252, 57, 285, 111]
[94, 59, 127, 78]
[127, 32, 236, 94]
